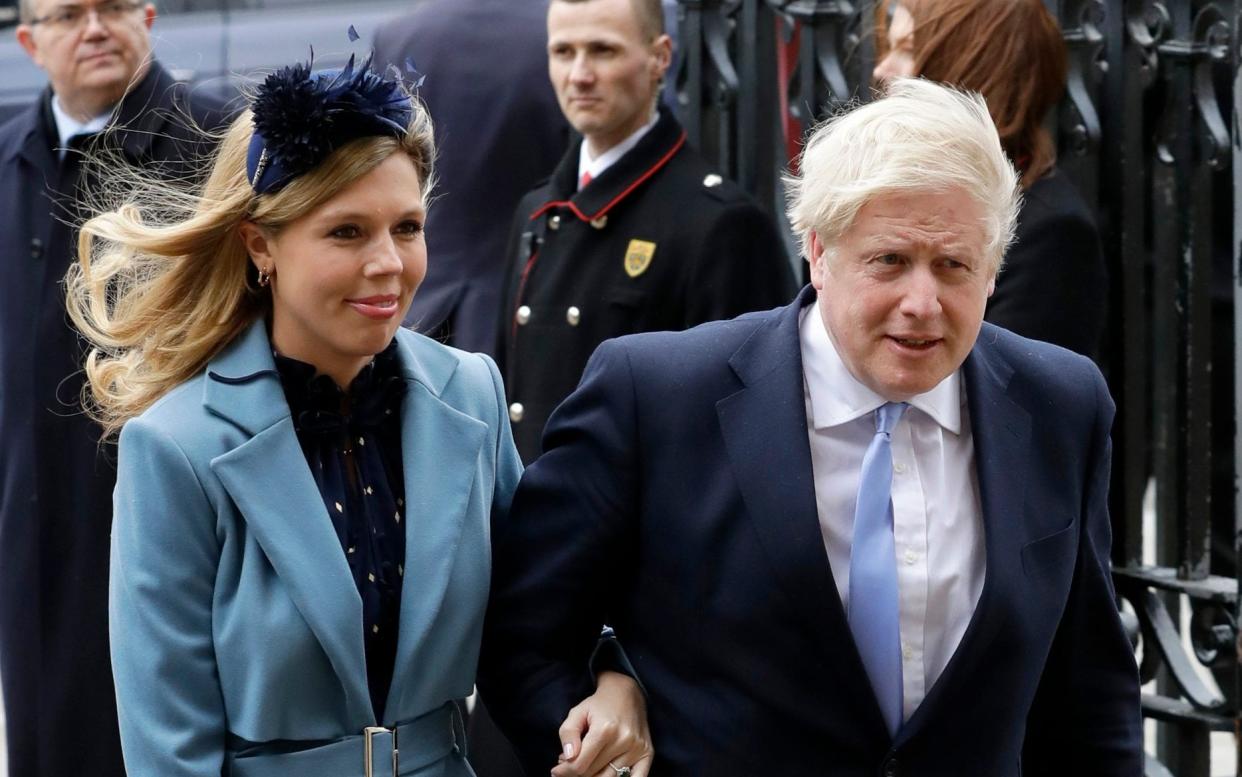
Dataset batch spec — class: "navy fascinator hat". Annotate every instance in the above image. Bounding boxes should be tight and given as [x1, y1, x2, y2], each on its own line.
[246, 53, 413, 195]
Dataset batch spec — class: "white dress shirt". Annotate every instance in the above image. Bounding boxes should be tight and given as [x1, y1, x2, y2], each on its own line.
[576, 110, 659, 189]
[50, 96, 111, 160]
[799, 304, 986, 722]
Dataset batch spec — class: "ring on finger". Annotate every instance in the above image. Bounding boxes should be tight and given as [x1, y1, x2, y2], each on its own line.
[609, 762, 632, 777]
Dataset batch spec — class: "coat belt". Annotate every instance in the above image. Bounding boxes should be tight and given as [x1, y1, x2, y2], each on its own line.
[226, 702, 465, 777]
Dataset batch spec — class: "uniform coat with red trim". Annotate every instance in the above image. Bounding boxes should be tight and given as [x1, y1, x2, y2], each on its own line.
[497, 106, 795, 461]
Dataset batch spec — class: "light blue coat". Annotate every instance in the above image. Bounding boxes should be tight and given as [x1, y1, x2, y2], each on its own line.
[109, 321, 522, 777]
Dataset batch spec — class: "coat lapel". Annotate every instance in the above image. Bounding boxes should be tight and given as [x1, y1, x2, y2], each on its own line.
[896, 327, 1033, 743]
[204, 322, 373, 724]
[716, 288, 888, 729]
[204, 325, 489, 723]
[383, 334, 487, 718]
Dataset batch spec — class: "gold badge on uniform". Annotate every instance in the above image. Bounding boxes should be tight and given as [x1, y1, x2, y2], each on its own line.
[624, 239, 657, 278]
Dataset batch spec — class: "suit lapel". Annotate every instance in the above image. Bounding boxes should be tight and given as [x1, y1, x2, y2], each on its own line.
[383, 334, 487, 717]
[896, 329, 1033, 743]
[716, 288, 888, 728]
[203, 322, 372, 724]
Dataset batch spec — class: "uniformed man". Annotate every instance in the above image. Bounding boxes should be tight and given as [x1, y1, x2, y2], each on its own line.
[498, 0, 794, 461]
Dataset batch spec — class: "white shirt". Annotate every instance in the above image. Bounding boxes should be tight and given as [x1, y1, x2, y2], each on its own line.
[799, 303, 986, 722]
[51, 96, 111, 160]
[576, 111, 659, 189]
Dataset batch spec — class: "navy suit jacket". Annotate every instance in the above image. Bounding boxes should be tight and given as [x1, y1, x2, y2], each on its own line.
[481, 287, 1142, 777]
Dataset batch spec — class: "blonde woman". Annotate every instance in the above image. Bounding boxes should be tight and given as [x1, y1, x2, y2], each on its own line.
[68, 57, 650, 777]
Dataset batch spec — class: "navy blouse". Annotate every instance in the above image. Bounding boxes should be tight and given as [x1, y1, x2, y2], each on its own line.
[274, 340, 407, 722]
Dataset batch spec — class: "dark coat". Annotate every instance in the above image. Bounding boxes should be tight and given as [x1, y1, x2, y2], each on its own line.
[0, 63, 227, 777]
[985, 168, 1107, 361]
[498, 105, 795, 461]
[373, 0, 570, 355]
[481, 287, 1142, 777]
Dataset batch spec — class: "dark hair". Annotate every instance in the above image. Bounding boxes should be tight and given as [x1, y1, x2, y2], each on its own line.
[878, 0, 1067, 187]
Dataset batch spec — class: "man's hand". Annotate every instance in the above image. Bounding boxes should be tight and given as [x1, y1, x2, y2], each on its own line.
[551, 671, 652, 777]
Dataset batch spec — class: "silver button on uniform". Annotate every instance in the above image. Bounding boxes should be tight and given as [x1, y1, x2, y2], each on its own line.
[509, 403, 525, 423]
[515, 305, 531, 325]
[566, 306, 581, 326]
[548, 215, 561, 230]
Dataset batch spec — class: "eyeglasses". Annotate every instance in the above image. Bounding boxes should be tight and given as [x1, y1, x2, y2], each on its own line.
[29, 0, 143, 30]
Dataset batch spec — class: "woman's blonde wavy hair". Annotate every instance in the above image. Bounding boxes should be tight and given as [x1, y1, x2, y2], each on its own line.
[65, 97, 435, 440]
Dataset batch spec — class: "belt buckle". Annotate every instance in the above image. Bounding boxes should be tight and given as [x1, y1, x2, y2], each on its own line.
[363, 726, 398, 777]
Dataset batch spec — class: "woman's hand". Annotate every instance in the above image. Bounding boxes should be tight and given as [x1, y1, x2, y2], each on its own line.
[550, 670, 652, 777]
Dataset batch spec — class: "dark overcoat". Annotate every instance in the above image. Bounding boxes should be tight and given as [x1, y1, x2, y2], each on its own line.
[374, 0, 570, 355]
[497, 105, 795, 461]
[0, 63, 226, 777]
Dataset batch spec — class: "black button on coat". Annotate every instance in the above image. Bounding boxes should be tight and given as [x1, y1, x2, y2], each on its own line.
[498, 106, 795, 462]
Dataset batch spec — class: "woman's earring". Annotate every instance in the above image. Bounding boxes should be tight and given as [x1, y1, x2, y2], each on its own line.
[257, 267, 272, 287]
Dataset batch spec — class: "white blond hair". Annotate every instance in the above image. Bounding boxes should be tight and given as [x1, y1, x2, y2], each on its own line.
[784, 77, 1021, 272]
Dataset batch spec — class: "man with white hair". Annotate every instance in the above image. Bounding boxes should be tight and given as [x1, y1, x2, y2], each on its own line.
[496, 0, 792, 463]
[481, 78, 1142, 776]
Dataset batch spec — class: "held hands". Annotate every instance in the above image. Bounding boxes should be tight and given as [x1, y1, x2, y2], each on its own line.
[551, 670, 653, 777]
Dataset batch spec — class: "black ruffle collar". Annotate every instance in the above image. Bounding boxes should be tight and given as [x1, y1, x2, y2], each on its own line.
[273, 339, 406, 436]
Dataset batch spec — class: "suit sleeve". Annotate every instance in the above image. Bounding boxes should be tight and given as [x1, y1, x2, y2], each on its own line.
[684, 199, 795, 327]
[1022, 368, 1143, 775]
[985, 204, 1107, 360]
[110, 417, 227, 777]
[478, 338, 639, 775]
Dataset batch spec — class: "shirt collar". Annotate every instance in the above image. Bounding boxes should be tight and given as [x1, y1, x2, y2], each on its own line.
[577, 110, 659, 189]
[50, 95, 111, 158]
[799, 303, 962, 434]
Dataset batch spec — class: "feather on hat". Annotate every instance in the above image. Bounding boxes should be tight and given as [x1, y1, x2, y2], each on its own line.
[246, 53, 413, 195]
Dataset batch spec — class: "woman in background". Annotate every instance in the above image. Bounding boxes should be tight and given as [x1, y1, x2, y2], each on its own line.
[875, 0, 1107, 360]
[67, 56, 650, 777]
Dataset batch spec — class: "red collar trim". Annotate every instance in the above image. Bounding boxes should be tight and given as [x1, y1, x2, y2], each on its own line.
[529, 131, 688, 224]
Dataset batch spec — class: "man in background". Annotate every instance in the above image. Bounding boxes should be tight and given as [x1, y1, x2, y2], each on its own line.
[497, 0, 793, 462]
[0, 1, 224, 774]
[374, 0, 569, 355]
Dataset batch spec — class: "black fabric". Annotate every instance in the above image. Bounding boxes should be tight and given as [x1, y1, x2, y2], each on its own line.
[985, 168, 1107, 361]
[274, 340, 407, 722]
[497, 105, 795, 462]
[373, 0, 570, 355]
[0, 63, 229, 777]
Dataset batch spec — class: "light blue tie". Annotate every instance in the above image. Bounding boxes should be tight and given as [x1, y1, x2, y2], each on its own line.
[848, 401, 907, 737]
